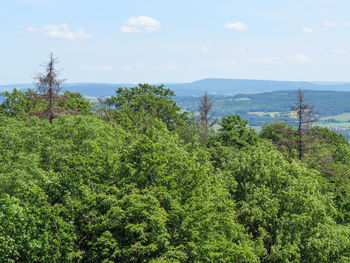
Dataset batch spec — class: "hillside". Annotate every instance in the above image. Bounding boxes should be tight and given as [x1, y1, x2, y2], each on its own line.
[2, 78, 350, 97]
[176, 89, 350, 117]
[3, 82, 350, 135]
[166, 78, 350, 96]
[175, 89, 350, 138]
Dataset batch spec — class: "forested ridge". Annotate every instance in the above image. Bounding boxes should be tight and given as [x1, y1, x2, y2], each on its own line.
[176, 90, 350, 116]
[0, 82, 350, 262]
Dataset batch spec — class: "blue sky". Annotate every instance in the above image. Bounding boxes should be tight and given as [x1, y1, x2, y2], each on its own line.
[1, 0, 350, 84]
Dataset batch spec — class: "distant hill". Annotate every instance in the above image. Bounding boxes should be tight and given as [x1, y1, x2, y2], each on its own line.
[2, 78, 350, 97]
[0, 83, 133, 97]
[2, 82, 350, 137]
[61, 83, 135, 97]
[175, 90, 350, 133]
[175, 89, 350, 117]
[165, 79, 346, 96]
[0, 84, 34, 93]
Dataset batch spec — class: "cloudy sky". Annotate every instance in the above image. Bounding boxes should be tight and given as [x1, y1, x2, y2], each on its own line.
[1, 0, 350, 84]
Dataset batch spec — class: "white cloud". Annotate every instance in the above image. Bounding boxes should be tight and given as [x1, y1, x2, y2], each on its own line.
[243, 53, 311, 65]
[82, 65, 115, 72]
[215, 53, 311, 67]
[83, 63, 147, 73]
[225, 21, 248, 31]
[136, 62, 146, 67]
[26, 24, 94, 40]
[225, 60, 239, 65]
[288, 53, 311, 63]
[324, 21, 350, 27]
[331, 49, 348, 55]
[26, 26, 37, 33]
[301, 27, 314, 33]
[236, 48, 246, 54]
[245, 57, 279, 64]
[163, 62, 181, 71]
[324, 21, 337, 27]
[12, 0, 48, 3]
[123, 66, 133, 71]
[209, 60, 238, 66]
[121, 16, 161, 33]
[97, 65, 114, 71]
[201, 46, 209, 53]
[260, 57, 279, 64]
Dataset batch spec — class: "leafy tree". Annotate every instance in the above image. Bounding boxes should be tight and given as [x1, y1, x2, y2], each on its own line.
[0, 89, 92, 121]
[175, 113, 208, 145]
[58, 91, 92, 114]
[261, 123, 350, 224]
[260, 123, 300, 160]
[0, 89, 37, 118]
[310, 126, 350, 224]
[105, 84, 188, 131]
[216, 114, 258, 148]
[222, 141, 350, 262]
[0, 115, 263, 261]
[261, 91, 321, 162]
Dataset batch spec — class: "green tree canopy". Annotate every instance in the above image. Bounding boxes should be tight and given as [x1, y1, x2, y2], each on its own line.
[1, 84, 350, 262]
[0, 89, 92, 120]
[105, 84, 188, 131]
[216, 114, 259, 148]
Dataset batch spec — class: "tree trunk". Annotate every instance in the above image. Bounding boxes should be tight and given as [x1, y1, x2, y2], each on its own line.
[49, 87, 53, 124]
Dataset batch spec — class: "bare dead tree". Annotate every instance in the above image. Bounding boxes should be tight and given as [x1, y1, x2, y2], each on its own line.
[34, 53, 66, 123]
[288, 89, 319, 161]
[199, 92, 218, 129]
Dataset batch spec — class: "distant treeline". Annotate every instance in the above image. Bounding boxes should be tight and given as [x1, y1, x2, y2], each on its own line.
[175, 89, 350, 118]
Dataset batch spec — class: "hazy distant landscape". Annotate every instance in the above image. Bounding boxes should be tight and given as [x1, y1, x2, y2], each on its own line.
[3, 78, 350, 138]
[3, 78, 350, 96]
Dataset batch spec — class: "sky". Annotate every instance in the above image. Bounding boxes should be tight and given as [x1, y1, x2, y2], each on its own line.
[1, 0, 350, 84]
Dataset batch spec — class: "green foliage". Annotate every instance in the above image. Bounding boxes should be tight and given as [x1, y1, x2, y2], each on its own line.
[176, 89, 350, 120]
[313, 126, 350, 164]
[261, 123, 350, 225]
[0, 115, 262, 261]
[260, 123, 298, 159]
[105, 84, 187, 131]
[216, 114, 259, 148]
[0, 88, 35, 118]
[0, 89, 92, 119]
[60, 91, 92, 114]
[1, 86, 350, 262]
[75, 188, 170, 262]
[311, 127, 350, 224]
[221, 141, 350, 262]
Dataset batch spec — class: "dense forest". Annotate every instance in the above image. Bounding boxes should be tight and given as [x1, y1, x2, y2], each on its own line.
[0, 78, 349, 262]
[174, 91, 350, 142]
[176, 90, 350, 117]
